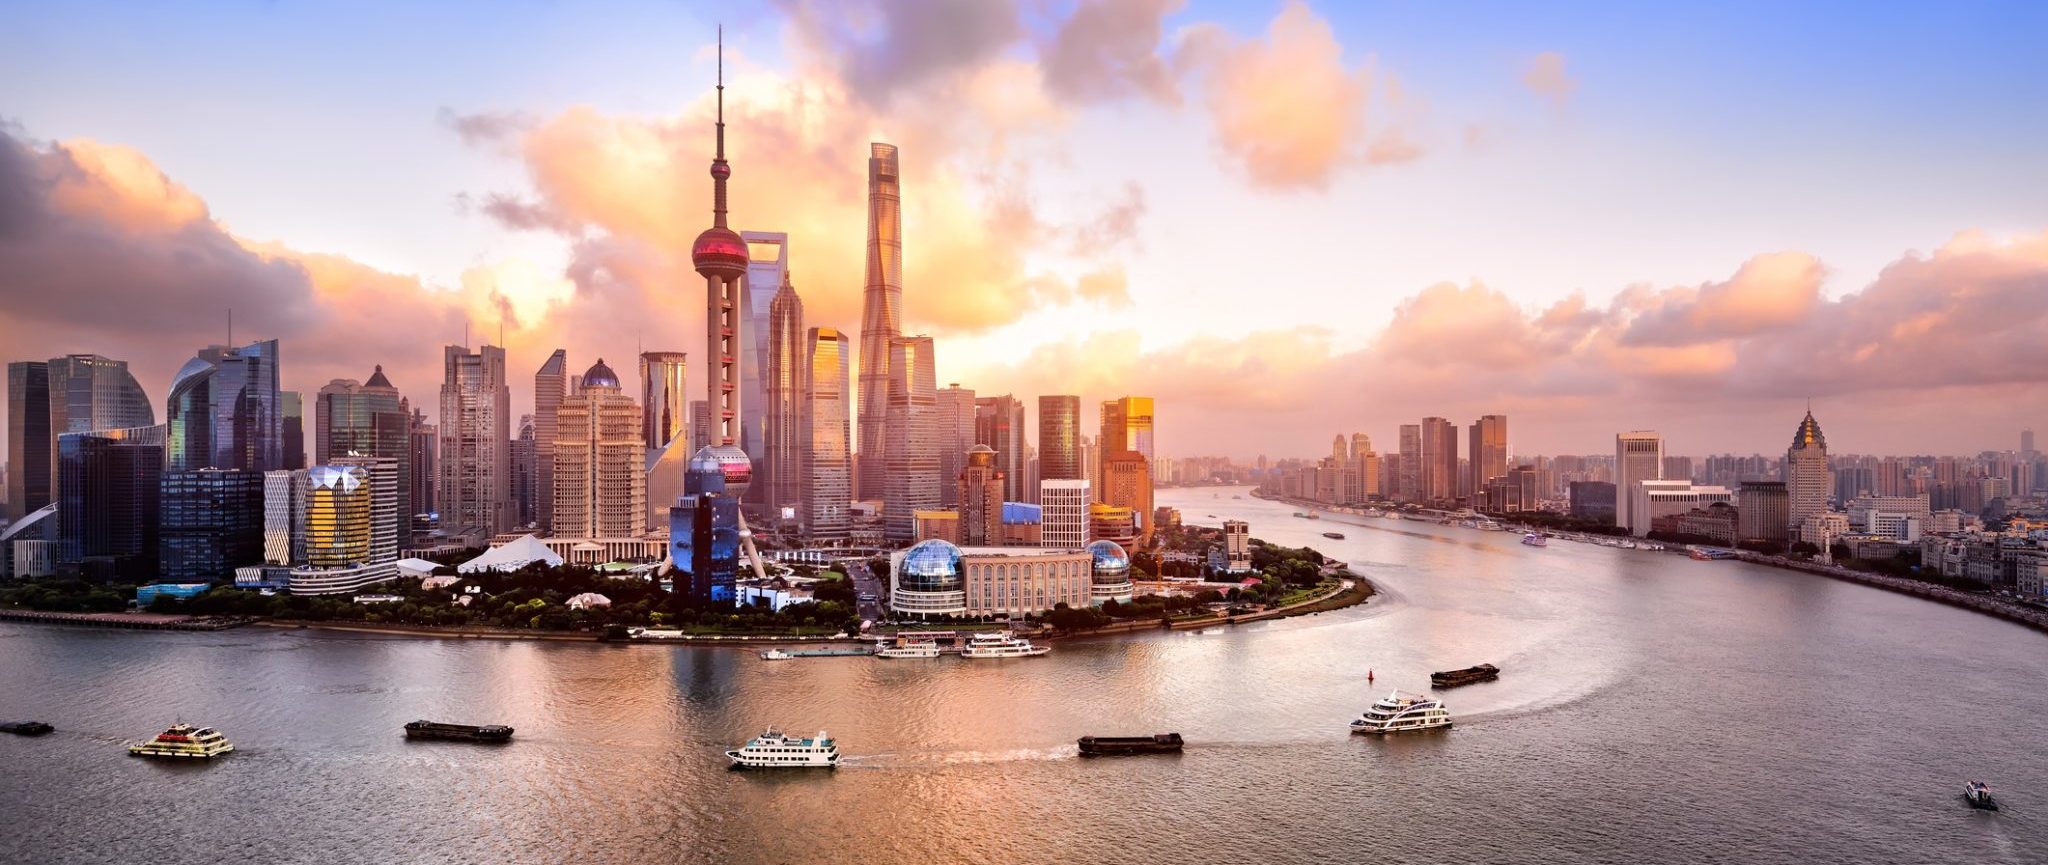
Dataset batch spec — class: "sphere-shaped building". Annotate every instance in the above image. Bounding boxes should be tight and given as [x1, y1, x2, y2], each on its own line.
[1086, 539, 1135, 606]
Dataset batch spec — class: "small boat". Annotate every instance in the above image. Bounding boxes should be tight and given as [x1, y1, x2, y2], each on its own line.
[960, 632, 1050, 658]
[1305, 513, 1320, 520]
[128, 723, 234, 759]
[0, 721, 54, 736]
[1322, 532, 1345, 540]
[1430, 663, 1500, 689]
[1964, 781, 1999, 810]
[1522, 532, 1548, 547]
[727, 728, 839, 769]
[1079, 733, 1184, 756]
[875, 639, 942, 659]
[759, 649, 794, 660]
[404, 720, 514, 743]
[1351, 691, 1453, 735]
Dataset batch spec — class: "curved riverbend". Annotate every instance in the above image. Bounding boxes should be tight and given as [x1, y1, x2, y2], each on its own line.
[1, 484, 2042, 864]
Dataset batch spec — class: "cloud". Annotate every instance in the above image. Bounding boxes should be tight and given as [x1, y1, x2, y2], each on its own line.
[779, 0, 1024, 106]
[1042, 0, 1184, 104]
[1183, 2, 1410, 190]
[1522, 51, 1576, 109]
[436, 108, 536, 149]
[1619, 252, 1825, 346]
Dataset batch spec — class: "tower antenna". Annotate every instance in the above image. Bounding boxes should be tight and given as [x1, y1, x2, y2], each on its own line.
[227, 307, 233, 347]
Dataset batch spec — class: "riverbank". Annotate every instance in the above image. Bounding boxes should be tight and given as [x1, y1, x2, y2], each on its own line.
[1046, 576, 1375, 640]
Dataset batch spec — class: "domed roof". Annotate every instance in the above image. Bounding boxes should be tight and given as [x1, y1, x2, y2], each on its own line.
[582, 358, 621, 390]
[364, 364, 393, 388]
[688, 443, 752, 498]
[899, 540, 964, 593]
[1790, 409, 1826, 451]
[1087, 539, 1131, 581]
[692, 226, 748, 275]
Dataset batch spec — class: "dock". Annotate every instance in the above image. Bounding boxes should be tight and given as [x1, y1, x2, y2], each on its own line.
[0, 609, 256, 631]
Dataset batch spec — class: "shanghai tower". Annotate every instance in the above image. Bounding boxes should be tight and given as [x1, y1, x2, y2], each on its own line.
[856, 142, 902, 501]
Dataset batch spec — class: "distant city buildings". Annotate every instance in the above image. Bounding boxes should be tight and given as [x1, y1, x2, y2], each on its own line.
[533, 349, 567, 533]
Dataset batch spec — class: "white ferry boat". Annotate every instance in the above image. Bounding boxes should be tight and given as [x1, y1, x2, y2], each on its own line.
[875, 639, 942, 659]
[960, 632, 1051, 658]
[758, 649, 794, 660]
[726, 728, 840, 769]
[128, 722, 236, 759]
[1521, 532, 1548, 547]
[1350, 691, 1453, 735]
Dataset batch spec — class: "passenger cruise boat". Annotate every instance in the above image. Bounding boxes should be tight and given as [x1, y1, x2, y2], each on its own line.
[758, 649, 794, 660]
[1521, 532, 1548, 547]
[960, 632, 1051, 658]
[725, 729, 839, 769]
[1350, 692, 1453, 735]
[128, 722, 235, 759]
[875, 639, 942, 659]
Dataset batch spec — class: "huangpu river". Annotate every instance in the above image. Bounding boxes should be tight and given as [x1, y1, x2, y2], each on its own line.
[2, 485, 2043, 864]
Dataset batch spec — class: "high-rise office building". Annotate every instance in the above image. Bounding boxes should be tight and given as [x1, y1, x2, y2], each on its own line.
[1785, 410, 1831, 533]
[533, 349, 567, 533]
[803, 327, 852, 540]
[764, 269, 806, 515]
[936, 384, 977, 506]
[1099, 397, 1155, 464]
[641, 350, 690, 530]
[1419, 416, 1457, 503]
[958, 444, 1004, 546]
[1397, 424, 1421, 501]
[1038, 395, 1082, 481]
[314, 366, 411, 532]
[160, 467, 263, 582]
[1738, 480, 1790, 542]
[976, 395, 1028, 501]
[263, 468, 307, 565]
[291, 456, 399, 595]
[884, 336, 939, 543]
[553, 359, 646, 539]
[280, 391, 305, 470]
[5, 361, 54, 520]
[1614, 431, 1665, 530]
[856, 142, 903, 501]
[1039, 479, 1091, 549]
[407, 408, 435, 527]
[164, 340, 282, 473]
[56, 424, 163, 580]
[1222, 519, 1251, 573]
[438, 344, 512, 540]
[2022, 429, 2037, 457]
[512, 415, 537, 527]
[1101, 450, 1154, 546]
[742, 231, 788, 503]
[1468, 414, 1508, 507]
[45, 354, 154, 438]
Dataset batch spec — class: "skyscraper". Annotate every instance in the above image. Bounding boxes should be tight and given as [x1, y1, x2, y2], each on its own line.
[1039, 479, 1091, 549]
[936, 384, 977, 507]
[857, 142, 903, 501]
[438, 343, 512, 540]
[976, 395, 1028, 501]
[765, 268, 806, 515]
[640, 350, 689, 529]
[164, 340, 283, 473]
[159, 467, 262, 582]
[533, 349, 567, 533]
[958, 444, 1004, 546]
[407, 408, 435, 526]
[803, 327, 852, 540]
[1419, 416, 1456, 504]
[5, 361, 54, 520]
[553, 359, 646, 539]
[1397, 424, 1421, 501]
[1785, 410, 1831, 533]
[1101, 451, 1154, 546]
[280, 391, 305, 470]
[1614, 431, 1665, 530]
[884, 336, 939, 543]
[512, 415, 537, 527]
[291, 456, 400, 595]
[263, 468, 307, 565]
[56, 424, 163, 580]
[1038, 395, 1081, 480]
[742, 230, 788, 503]
[1469, 414, 1508, 508]
[47, 354, 153, 436]
[314, 366, 411, 532]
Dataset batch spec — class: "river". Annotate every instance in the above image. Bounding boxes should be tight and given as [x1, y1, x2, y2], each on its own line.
[1, 484, 2042, 864]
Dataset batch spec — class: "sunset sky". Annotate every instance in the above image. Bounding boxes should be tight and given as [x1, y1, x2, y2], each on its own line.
[3, 0, 2046, 460]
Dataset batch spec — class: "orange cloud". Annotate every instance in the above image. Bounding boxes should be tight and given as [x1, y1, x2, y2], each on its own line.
[43, 139, 209, 232]
[1522, 51, 1576, 109]
[1184, 2, 1387, 189]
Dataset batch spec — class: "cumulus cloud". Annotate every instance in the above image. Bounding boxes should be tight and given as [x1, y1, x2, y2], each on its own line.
[1522, 51, 1576, 109]
[1042, 0, 1184, 104]
[779, 0, 1023, 106]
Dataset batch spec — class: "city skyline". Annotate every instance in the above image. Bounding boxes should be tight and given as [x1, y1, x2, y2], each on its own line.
[3, 2, 2047, 460]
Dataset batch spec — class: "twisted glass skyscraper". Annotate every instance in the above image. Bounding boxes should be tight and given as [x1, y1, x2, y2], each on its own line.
[857, 142, 902, 502]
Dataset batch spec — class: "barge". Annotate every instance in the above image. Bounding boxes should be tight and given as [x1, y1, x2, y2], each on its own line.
[1430, 663, 1500, 689]
[404, 720, 514, 743]
[1078, 733, 1184, 756]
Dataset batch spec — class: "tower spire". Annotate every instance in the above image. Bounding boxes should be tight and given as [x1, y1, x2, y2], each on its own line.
[711, 25, 730, 229]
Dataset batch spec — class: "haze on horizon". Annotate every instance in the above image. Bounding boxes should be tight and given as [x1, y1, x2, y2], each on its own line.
[2, 0, 2045, 460]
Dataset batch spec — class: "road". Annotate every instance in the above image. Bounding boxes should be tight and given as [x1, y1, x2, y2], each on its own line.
[843, 559, 887, 623]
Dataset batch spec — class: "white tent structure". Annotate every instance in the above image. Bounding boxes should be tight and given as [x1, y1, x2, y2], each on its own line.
[566, 592, 612, 610]
[457, 534, 565, 574]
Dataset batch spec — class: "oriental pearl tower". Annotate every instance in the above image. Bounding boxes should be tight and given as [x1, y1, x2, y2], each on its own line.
[687, 28, 769, 585]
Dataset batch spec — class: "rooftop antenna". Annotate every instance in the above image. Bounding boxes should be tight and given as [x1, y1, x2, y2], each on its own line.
[464, 321, 470, 349]
[227, 307, 233, 347]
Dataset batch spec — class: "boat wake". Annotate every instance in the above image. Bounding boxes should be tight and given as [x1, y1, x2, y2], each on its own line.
[839, 745, 1078, 768]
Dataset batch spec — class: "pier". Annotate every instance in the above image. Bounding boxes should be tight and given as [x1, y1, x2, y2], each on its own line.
[0, 609, 256, 631]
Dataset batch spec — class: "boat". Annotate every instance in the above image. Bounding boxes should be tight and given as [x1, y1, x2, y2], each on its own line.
[404, 720, 514, 743]
[127, 723, 234, 759]
[1350, 691, 1453, 735]
[875, 639, 942, 659]
[0, 721, 54, 736]
[1078, 733, 1184, 756]
[1430, 663, 1500, 689]
[726, 728, 839, 769]
[1292, 512, 1308, 518]
[1964, 781, 1999, 810]
[1322, 531, 1345, 540]
[759, 649, 794, 660]
[1306, 513, 1320, 520]
[960, 631, 1051, 658]
[1522, 532, 1548, 547]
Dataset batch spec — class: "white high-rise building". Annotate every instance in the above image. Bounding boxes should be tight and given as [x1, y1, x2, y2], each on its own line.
[1615, 431, 1665, 531]
[1039, 478, 1091, 550]
[552, 359, 645, 540]
[439, 344, 512, 540]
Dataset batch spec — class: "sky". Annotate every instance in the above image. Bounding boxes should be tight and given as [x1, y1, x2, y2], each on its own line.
[3, 0, 2046, 462]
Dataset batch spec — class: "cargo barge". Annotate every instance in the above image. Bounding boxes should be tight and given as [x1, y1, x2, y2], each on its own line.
[1078, 733, 1184, 756]
[1430, 663, 1500, 689]
[404, 720, 514, 743]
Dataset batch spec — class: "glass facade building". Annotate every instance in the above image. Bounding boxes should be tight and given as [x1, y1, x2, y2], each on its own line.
[1037, 395, 1082, 481]
[763, 261, 806, 516]
[857, 142, 903, 502]
[56, 424, 164, 580]
[165, 340, 284, 473]
[803, 328, 852, 540]
[6, 361, 53, 520]
[742, 230, 789, 506]
[315, 367, 412, 531]
[884, 336, 939, 543]
[160, 468, 263, 583]
[670, 453, 740, 602]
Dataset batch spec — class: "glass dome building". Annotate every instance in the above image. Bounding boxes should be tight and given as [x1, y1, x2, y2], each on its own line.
[899, 540, 964, 593]
[1086, 539, 1135, 606]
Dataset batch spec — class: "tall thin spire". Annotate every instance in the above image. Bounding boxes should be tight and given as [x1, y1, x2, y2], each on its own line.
[711, 25, 730, 229]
